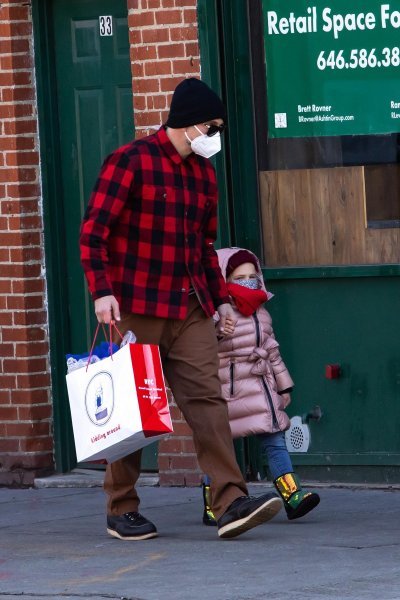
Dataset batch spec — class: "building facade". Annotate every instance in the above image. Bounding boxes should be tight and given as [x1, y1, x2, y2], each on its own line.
[1, 0, 400, 486]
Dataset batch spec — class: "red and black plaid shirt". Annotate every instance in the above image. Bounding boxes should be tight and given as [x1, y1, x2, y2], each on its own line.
[80, 127, 230, 319]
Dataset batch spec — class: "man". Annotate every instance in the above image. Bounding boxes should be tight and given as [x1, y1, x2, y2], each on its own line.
[80, 77, 282, 540]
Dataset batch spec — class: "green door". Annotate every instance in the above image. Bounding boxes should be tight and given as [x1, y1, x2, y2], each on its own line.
[51, 0, 158, 470]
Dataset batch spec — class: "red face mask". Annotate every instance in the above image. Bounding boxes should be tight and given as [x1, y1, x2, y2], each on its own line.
[227, 283, 268, 316]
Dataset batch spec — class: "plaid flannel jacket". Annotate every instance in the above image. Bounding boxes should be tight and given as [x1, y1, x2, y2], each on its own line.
[80, 127, 230, 320]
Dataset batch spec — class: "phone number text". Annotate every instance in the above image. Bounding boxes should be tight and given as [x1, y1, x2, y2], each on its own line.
[317, 48, 400, 70]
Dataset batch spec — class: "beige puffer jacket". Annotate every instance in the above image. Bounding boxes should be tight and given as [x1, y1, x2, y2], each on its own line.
[216, 248, 294, 438]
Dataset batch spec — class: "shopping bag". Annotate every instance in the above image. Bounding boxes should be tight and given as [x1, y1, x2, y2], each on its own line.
[66, 342, 173, 463]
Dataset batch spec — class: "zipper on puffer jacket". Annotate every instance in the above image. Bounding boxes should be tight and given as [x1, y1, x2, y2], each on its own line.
[252, 313, 279, 429]
[230, 362, 235, 396]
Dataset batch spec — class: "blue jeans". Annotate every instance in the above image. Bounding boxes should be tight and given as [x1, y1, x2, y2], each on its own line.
[203, 431, 293, 487]
[258, 431, 293, 481]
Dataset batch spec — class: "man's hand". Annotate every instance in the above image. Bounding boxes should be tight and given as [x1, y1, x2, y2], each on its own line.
[94, 295, 121, 324]
[217, 303, 236, 336]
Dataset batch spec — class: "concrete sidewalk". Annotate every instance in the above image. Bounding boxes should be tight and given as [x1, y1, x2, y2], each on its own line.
[1, 477, 400, 600]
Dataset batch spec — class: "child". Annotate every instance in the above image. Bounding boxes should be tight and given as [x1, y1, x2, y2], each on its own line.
[202, 247, 320, 525]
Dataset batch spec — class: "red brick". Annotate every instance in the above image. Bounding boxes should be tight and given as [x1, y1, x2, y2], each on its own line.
[12, 279, 44, 294]
[147, 0, 160, 7]
[0, 263, 40, 278]
[0, 54, 33, 71]
[134, 11, 155, 26]
[8, 214, 41, 230]
[5, 422, 49, 437]
[0, 39, 29, 54]
[173, 58, 199, 74]
[0, 342, 14, 357]
[1, 87, 35, 102]
[3, 119, 37, 135]
[0, 247, 10, 261]
[170, 455, 199, 470]
[11, 388, 49, 405]
[6, 183, 40, 199]
[168, 421, 192, 436]
[159, 76, 186, 92]
[135, 111, 162, 127]
[0, 21, 32, 37]
[3, 357, 48, 373]
[133, 78, 160, 93]
[2, 326, 46, 342]
[0, 406, 18, 421]
[155, 10, 182, 25]
[13, 309, 47, 327]
[183, 8, 197, 22]
[7, 295, 43, 311]
[20, 437, 53, 453]
[0, 439, 19, 452]
[15, 341, 48, 358]
[141, 28, 169, 43]
[185, 42, 199, 56]
[133, 45, 157, 61]
[0, 311, 13, 326]
[0, 70, 32, 86]
[132, 62, 144, 78]
[1, 199, 38, 215]
[170, 26, 198, 42]
[150, 95, 167, 109]
[5, 151, 39, 167]
[158, 43, 185, 59]
[133, 95, 146, 111]
[0, 389, 11, 404]
[16, 373, 51, 389]
[0, 279, 12, 293]
[9, 248, 42, 263]
[158, 437, 184, 453]
[128, 28, 142, 45]
[0, 5, 30, 20]
[18, 404, 52, 421]
[0, 136, 35, 151]
[175, 0, 196, 6]
[159, 472, 186, 486]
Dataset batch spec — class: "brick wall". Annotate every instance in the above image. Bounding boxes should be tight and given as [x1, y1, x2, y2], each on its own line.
[0, 0, 53, 486]
[127, 0, 202, 486]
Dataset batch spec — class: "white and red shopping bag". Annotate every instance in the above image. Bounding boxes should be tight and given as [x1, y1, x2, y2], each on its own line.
[66, 342, 173, 463]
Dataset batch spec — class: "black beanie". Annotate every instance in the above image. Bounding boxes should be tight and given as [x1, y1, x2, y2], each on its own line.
[165, 77, 226, 128]
[226, 250, 259, 278]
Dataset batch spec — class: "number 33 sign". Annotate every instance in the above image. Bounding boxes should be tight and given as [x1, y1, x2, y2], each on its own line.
[99, 16, 113, 36]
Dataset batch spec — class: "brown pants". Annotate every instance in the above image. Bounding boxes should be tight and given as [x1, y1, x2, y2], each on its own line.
[104, 296, 248, 520]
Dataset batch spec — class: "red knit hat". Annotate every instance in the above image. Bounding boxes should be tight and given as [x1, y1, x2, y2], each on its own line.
[226, 250, 259, 278]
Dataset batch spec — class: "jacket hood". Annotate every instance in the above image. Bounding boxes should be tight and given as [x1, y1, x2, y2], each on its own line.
[216, 247, 273, 300]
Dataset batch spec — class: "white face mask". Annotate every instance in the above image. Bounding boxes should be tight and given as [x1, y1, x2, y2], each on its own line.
[185, 125, 221, 158]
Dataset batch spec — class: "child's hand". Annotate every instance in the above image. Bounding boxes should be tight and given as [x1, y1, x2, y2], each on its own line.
[281, 393, 291, 409]
[216, 303, 237, 336]
[219, 316, 235, 337]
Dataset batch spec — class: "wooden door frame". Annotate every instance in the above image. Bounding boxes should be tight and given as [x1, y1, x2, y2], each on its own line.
[32, 0, 75, 471]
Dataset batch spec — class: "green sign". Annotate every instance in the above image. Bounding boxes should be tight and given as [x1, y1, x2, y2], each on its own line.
[263, 1, 400, 137]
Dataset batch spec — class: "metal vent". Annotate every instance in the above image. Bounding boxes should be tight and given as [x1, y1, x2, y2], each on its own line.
[285, 416, 310, 453]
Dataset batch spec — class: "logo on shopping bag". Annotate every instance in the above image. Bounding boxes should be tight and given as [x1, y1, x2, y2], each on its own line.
[85, 371, 114, 426]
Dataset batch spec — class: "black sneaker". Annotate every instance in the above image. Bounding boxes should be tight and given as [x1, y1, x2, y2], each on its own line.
[217, 492, 282, 539]
[107, 512, 158, 541]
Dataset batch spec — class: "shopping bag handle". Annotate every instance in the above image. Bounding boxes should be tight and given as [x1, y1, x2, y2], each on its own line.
[86, 320, 124, 372]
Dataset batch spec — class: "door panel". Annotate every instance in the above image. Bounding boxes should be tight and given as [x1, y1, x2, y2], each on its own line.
[52, 0, 158, 470]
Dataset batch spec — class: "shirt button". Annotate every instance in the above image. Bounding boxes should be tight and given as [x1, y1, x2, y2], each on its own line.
[163, 193, 167, 198]
[181, 288, 186, 292]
